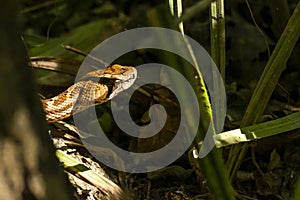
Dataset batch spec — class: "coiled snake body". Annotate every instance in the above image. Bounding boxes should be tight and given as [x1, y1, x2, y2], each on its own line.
[42, 64, 137, 122]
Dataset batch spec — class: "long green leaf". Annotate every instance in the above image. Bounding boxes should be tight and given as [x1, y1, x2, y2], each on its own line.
[28, 18, 127, 59]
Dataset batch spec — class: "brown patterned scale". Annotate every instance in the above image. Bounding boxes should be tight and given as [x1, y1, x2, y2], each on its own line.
[41, 64, 137, 122]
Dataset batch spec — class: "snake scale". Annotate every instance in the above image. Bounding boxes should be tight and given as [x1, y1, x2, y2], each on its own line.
[41, 64, 137, 122]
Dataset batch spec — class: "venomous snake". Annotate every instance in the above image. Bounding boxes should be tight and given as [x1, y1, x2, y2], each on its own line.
[41, 64, 137, 122]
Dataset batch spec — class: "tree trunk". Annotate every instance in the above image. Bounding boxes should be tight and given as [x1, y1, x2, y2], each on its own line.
[0, 1, 74, 199]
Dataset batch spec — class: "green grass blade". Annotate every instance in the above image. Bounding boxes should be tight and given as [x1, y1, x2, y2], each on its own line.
[215, 111, 300, 147]
[241, 2, 300, 126]
[56, 150, 124, 198]
[293, 175, 300, 200]
[210, 0, 226, 80]
[169, 1, 235, 199]
[227, 1, 300, 181]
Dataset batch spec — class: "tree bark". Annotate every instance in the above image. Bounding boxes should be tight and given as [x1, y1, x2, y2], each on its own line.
[0, 1, 74, 199]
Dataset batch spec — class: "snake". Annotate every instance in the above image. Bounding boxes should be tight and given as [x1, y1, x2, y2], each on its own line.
[41, 64, 137, 122]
